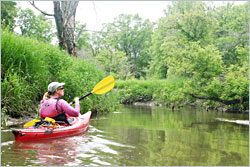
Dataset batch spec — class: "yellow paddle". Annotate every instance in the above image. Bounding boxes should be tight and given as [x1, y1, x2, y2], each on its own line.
[71, 75, 115, 104]
[23, 75, 115, 128]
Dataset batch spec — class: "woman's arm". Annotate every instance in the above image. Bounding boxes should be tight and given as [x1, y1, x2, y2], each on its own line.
[59, 99, 80, 117]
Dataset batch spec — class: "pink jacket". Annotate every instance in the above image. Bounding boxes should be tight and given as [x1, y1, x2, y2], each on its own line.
[40, 98, 80, 119]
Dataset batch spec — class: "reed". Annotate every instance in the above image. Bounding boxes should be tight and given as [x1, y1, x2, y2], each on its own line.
[1, 29, 119, 118]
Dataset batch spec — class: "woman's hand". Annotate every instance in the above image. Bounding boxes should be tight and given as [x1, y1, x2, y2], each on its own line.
[74, 97, 80, 104]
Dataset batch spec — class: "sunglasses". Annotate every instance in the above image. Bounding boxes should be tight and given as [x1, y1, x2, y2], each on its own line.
[58, 87, 64, 90]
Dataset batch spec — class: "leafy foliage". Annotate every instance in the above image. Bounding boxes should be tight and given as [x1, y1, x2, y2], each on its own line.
[148, 1, 248, 110]
[1, 1, 248, 114]
[1, 29, 120, 117]
[1, 1, 18, 31]
[116, 78, 187, 106]
[96, 49, 130, 79]
[17, 8, 55, 43]
[213, 3, 249, 66]
[92, 14, 153, 79]
[90, 2, 248, 111]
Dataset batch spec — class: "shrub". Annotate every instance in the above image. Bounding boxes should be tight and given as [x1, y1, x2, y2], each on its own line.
[116, 77, 188, 106]
[1, 29, 120, 118]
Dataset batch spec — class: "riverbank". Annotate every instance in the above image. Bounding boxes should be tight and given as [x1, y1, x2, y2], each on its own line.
[3, 103, 249, 129]
[115, 79, 249, 113]
[131, 102, 249, 126]
[1, 29, 120, 119]
[5, 118, 30, 127]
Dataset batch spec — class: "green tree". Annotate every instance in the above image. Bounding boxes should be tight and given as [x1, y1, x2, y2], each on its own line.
[149, 17, 169, 79]
[1, 1, 18, 31]
[17, 8, 55, 43]
[213, 2, 249, 66]
[150, 1, 217, 78]
[96, 49, 130, 80]
[94, 14, 153, 79]
[150, 1, 248, 109]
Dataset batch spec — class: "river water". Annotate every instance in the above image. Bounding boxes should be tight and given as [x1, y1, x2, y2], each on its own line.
[1, 105, 249, 166]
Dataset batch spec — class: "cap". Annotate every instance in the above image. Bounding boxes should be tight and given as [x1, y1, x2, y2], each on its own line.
[48, 82, 65, 93]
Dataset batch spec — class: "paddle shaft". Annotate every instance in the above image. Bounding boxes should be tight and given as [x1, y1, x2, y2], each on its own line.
[71, 92, 92, 105]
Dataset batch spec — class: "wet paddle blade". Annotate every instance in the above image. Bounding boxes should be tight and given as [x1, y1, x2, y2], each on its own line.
[91, 75, 115, 95]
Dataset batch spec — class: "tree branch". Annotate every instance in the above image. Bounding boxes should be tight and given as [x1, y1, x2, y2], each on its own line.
[190, 94, 247, 105]
[29, 1, 54, 17]
[75, 24, 86, 44]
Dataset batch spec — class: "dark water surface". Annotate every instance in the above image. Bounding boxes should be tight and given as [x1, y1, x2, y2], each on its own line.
[1, 105, 249, 166]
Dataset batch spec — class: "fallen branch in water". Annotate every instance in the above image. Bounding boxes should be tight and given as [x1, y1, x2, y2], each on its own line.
[190, 94, 247, 105]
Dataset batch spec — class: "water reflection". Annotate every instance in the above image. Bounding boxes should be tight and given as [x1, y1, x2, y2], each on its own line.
[12, 132, 88, 166]
[1, 105, 249, 166]
[3, 125, 134, 166]
[90, 105, 249, 166]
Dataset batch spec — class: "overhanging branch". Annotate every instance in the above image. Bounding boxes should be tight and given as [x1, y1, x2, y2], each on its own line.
[29, 1, 54, 17]
[190, 94, 247, 105]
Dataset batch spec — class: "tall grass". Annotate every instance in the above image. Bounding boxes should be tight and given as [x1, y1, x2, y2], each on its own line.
[115, 77, 189, 106]
[1, 29, 119, 118]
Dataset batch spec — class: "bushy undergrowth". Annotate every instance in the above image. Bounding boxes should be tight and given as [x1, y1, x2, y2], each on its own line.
[115, 77, 189, 106]
[1, 29, 119, 118]
[116, 76, 249, 111]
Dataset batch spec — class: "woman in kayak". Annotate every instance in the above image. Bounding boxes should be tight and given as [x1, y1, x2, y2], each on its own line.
[40, 82, 80, 123]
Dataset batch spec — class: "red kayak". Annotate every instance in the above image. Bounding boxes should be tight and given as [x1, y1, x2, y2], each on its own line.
[12, 111, 91, 141]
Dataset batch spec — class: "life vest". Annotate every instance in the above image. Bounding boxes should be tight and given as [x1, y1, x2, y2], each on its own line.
[40, 98, 59, 118]
[40, 98, 71, 125]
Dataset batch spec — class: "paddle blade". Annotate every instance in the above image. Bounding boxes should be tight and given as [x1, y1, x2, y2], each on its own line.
[23, 119, 40, 128]
[91, 75, 115, 95]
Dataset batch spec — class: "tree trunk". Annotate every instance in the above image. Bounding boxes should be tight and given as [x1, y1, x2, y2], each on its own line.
[53, 1, 79, 56]
[30, 1, 86, 56]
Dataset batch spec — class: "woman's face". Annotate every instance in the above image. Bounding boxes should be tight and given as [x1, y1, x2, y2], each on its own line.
[56, 86, 64, 97]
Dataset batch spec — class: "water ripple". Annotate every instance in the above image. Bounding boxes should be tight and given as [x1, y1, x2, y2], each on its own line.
[1, 141, 14, 146]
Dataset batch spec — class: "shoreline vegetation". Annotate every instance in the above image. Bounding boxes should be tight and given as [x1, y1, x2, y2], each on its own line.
[1, 29, 248, 127]
[115, 79, 249, 113]
[1, 29, 119, 121]
[1, 2, 249, 126]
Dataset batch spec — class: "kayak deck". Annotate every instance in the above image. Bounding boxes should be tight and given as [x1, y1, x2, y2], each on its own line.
[12, 111, 91, 141]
